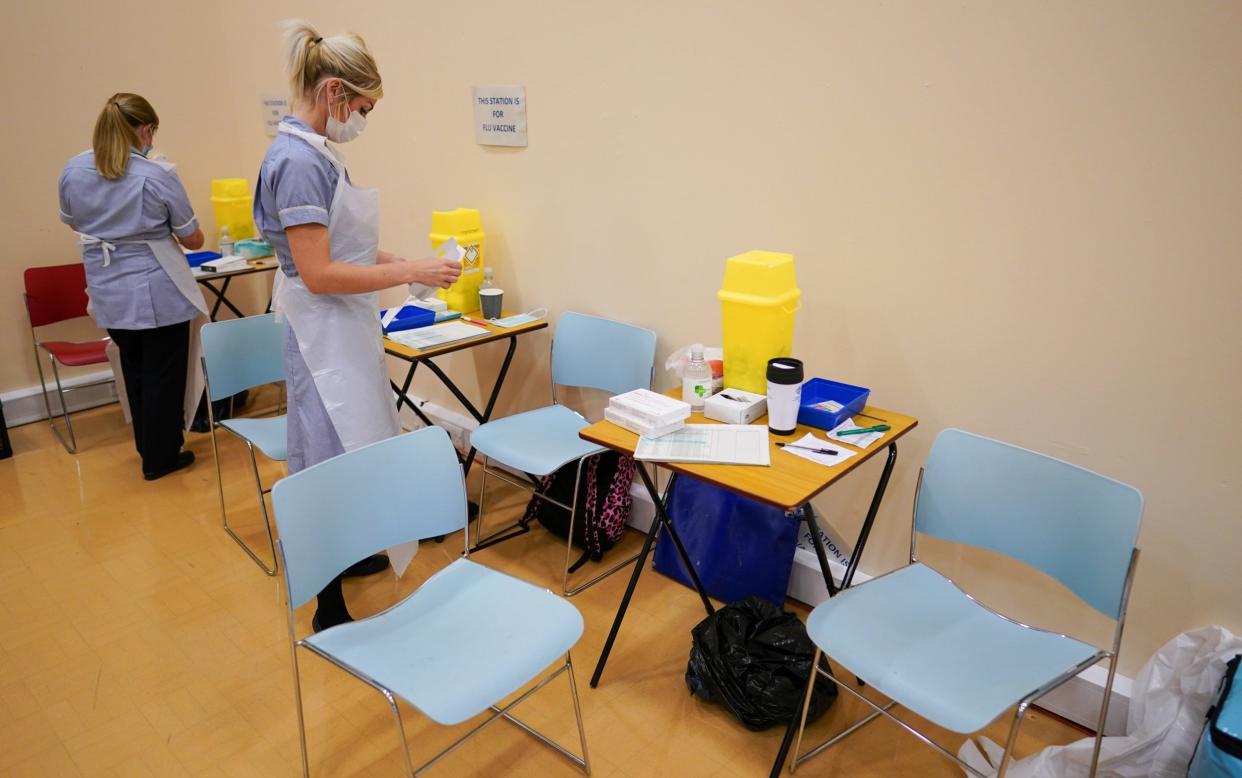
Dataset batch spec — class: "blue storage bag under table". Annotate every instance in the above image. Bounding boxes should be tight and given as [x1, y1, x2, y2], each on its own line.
[653, 475, 801, 607]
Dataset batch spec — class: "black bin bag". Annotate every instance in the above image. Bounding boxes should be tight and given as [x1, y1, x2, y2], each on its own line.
[685, 596, 837, 730]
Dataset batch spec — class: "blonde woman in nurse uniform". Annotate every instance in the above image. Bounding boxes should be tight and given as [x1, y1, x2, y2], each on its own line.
[58, 93, 208, 480]
[255, 21, 460, 631]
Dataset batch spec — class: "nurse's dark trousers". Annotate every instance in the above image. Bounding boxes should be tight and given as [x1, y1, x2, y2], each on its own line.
[107, 321, 189, 474]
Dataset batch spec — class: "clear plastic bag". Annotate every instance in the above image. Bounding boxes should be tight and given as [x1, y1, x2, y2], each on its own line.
[665, 344, 724, 374]
[959, 625, 1242, 777]
[665, 345, 724, 393]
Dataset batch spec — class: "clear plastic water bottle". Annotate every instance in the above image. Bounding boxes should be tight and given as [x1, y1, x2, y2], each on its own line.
[218, 225, 234, 257]
[682, 344, 713, 412]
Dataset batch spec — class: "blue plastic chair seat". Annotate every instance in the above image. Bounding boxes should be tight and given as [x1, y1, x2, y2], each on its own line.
[470, 405, 604, 476]
[306, 557, 584, 726]
[220, 416, 288, 461]
[806, 563, 1100, 734]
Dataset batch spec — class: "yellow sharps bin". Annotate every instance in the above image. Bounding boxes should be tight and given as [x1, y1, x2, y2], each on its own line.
[718, 251, 801, 394]
[209, 178, 256, 241]
[429, 208, 486, 313]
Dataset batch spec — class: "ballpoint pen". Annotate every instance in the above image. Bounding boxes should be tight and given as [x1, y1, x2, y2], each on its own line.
[776, 442, 838, 456]
[461, 316, 491, 326]
[837, 424, 890, 436]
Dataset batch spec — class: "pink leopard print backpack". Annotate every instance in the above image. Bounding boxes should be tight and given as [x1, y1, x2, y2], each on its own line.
[520, 451, 635, 572]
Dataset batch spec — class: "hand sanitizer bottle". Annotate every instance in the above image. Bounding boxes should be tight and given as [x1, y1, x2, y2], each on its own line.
[218, 225, 234, 257]
[682, 344, 713, 412]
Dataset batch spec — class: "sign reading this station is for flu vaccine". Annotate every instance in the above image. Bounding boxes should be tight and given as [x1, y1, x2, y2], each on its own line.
[473, 85, 527, 147]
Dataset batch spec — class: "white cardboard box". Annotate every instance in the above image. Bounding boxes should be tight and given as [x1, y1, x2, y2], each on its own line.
[703, 388, 767, 425]
[609, 389, 691, 427]
[604, 406, 684, 438]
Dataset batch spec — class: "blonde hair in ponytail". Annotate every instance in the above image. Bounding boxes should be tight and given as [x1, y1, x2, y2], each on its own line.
[92, 93, 158, 180]
[283, 19, 383, 111]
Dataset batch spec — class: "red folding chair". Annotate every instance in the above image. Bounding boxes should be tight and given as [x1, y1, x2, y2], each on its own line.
[22, 263, 116, 453]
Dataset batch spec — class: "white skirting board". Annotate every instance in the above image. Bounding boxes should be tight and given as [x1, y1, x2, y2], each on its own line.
[405, 394, 1138, 735]
[1, 368, 120, 428]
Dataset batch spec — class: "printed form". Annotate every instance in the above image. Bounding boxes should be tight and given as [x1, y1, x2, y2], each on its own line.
[634, 424, 771, 466]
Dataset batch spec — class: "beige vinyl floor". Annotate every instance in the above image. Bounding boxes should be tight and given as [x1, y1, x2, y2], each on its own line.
[0, 391, 1086, 776]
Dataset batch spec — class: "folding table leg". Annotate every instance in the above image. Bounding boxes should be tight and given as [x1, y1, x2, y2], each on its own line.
[841, 443, 897, 590]
[769, 442, 899, 777]
[801, 504, 839, 595]
[201, 277, 246, 321]
[390, 361, 436, 427]
[418, 335, 517, 477]
[395, 338, 518, 545]
[590, 468, 715, 688]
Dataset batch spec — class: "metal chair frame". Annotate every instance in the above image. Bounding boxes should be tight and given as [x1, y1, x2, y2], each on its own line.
[24, 294, 114, 454]
[280, 525, 591, 776]
[471, 326, 651, 597]
[204, 359, 285, 576]
[789, 467, 1139, 778]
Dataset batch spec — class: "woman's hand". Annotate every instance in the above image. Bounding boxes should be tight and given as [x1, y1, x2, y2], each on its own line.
[402, 257, 462, 289]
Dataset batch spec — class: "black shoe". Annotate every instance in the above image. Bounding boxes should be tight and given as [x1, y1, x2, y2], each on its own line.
[312, 611, 354, 633]
[342, 554, 390, 578]
[144, 451, 195, 481]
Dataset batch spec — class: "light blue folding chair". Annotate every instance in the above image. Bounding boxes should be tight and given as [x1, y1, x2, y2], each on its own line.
[271, 426, 591, 777]
[470, 311, 657, 596]
[200, 313, 287, 575]
[788, 429, 1144, 777]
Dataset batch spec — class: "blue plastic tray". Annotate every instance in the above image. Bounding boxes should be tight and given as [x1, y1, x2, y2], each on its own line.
[185, 251, 222, 268]
[797, 378, 870, 431]
[379, 305, 436, 334]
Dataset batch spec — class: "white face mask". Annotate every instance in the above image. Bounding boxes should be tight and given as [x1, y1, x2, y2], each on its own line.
[491, 308, 548, 328]
[326, 107, 367, 143]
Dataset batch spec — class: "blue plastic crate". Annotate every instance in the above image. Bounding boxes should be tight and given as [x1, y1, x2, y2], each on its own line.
[379, 305, 436, 334]
[185, 251, 222, 268]
[797, 378, 870, 431]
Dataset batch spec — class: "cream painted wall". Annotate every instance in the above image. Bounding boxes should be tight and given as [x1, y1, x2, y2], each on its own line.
[1, 0, 269, 393]
[6, 1, 1240, 676]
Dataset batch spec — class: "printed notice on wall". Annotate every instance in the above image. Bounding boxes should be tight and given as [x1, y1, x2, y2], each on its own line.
[262, 93, 290, 137]
[473, 85, 527, 147]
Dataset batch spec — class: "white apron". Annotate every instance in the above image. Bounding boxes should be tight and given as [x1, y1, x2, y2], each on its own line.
[79, 226, 209, 432]
[272, 122, 415, 573]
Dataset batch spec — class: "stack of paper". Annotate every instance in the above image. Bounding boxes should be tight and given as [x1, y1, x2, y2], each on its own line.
[388, 321, 488, 351]
[607, 389, 691, 438]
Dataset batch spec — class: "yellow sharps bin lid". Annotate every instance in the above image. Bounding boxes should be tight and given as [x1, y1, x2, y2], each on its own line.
[429, 208, 483, 238]
[718, 250, 800, 306]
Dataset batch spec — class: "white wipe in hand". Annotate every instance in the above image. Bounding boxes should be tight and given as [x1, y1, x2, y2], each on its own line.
[435, 237, 466, 262]
[380, 294, 423, 328]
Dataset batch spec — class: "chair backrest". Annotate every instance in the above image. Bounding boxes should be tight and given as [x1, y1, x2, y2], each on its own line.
[200, 314, 286, 400]
[551, 312, 657, 395]
[272, 427, 467, 608]
[23, 263, 90, 327]
[916, 429, 1143, 618]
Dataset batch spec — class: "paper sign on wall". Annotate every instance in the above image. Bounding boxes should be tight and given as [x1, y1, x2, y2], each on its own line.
[262, 93, 290, 137]
[473, 85, 527, 147]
